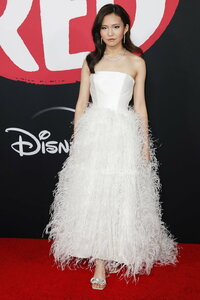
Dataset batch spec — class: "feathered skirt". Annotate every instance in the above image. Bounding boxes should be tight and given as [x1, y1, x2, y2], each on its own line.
[43, 102, 179, 284]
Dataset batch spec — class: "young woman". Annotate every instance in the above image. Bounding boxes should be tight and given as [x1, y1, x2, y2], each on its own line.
[44, 4, 179, 290]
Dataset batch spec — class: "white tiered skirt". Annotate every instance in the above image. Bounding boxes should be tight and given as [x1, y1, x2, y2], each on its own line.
[43, 102, 179, 283]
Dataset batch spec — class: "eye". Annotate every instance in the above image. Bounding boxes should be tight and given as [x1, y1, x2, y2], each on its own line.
[114, 25, 120, 29]
[101, 26, 106, 30]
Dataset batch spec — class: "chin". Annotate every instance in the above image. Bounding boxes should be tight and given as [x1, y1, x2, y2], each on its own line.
[111, 41, 121, 46]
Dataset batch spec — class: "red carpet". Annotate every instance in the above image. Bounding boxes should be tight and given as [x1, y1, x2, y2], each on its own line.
[0, 238, 199, 300]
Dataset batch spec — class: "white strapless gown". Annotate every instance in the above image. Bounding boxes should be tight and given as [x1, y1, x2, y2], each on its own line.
[43, 71, 179, 283]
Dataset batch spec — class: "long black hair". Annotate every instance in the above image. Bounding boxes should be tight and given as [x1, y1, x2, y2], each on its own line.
[86, 4, 144, 74]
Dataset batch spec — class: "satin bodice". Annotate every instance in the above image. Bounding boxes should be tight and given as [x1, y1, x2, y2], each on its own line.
[90, 71, 135, 111]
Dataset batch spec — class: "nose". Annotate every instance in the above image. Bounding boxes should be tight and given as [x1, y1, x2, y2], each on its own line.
[107, 28, 113, 36]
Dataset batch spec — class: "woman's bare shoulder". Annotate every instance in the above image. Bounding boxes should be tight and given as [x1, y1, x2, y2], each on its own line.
[82, 58, 90, 73]
[127, 51, 145, 64]
[125, 51, 145, 77]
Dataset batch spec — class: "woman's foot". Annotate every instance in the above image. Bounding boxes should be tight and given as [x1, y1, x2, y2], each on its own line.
[90, 259, 107, 290]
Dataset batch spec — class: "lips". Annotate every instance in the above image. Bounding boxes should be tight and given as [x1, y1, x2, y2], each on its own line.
[108, 39, 115, 41]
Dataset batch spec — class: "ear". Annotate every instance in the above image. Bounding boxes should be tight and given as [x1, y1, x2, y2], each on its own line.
[124, 24, 129, 34]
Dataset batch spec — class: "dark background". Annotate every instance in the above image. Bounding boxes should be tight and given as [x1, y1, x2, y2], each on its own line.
[0, 0, 199, 242]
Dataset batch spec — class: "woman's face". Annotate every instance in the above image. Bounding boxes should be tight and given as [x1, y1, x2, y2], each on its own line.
[100, 13, 128, 47]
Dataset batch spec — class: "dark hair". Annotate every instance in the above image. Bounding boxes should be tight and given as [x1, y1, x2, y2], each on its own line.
[86, 4, 144, 74]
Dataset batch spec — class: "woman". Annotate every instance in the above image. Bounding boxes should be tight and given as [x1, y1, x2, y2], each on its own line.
[43, 4, 179, 290]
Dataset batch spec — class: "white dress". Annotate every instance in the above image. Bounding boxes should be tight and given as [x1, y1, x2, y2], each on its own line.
[43, 71, 179, 283]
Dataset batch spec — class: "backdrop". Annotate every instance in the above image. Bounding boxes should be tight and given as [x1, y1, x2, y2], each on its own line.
[0, 0, 199, 243]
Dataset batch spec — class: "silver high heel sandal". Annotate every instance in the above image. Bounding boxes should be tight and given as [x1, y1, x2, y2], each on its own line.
[90, 277, 107, 290]
[90, 259, 108, 290]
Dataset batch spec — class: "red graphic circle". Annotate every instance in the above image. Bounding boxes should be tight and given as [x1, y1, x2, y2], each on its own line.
[0, 0, 179, 85]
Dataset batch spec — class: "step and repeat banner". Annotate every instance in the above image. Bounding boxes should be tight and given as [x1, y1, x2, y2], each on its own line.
[0, 1, 199, 242]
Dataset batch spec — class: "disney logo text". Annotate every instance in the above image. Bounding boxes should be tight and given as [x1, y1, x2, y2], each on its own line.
[5, 128, 69, 157]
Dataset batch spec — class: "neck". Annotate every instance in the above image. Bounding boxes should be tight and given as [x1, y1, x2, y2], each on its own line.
[105, 45, 125, 55]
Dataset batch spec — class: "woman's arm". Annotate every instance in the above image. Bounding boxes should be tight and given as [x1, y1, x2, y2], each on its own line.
[133, 56, 150, 162]
[73, 59, 91, 134]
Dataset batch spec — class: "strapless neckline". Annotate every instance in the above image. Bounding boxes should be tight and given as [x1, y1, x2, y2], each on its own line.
[90, 70, 135, 84]
[89, 70, 134, 110]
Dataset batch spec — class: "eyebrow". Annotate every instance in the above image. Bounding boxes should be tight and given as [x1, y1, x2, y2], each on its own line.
[101, 23, 120, 26]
